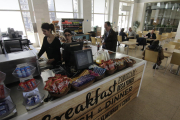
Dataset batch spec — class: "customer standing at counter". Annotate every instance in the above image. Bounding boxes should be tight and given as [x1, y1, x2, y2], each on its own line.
[146, 29, 156, 45]
[38, 23, 61, 67]
[102, 21, 117, 52]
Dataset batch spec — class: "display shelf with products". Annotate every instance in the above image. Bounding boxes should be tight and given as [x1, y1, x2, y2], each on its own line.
[61, 18, 84, 34]
[12, 63, 44, 111]
[0, 71, 17, 119]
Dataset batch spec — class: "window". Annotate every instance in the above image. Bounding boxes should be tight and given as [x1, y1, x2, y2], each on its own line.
[47, 0, 79, 23]
[0, 0, 36, 43]
[91, 0, 109, 35]
[118, 1, 134, 32]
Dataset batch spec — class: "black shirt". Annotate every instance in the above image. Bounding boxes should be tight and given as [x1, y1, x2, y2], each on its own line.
[38, 36, 61, 65]
[146, 33, 156, 39]
[119, 31, 127, 41]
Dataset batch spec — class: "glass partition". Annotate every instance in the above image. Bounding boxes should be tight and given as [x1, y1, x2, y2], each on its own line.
[143, 2, 180, 34]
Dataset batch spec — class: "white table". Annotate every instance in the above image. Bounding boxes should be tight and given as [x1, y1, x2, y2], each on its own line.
[121, 41, 138, 55]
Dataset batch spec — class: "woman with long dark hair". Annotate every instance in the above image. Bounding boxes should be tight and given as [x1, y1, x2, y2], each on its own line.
[38, 23, 61, 67]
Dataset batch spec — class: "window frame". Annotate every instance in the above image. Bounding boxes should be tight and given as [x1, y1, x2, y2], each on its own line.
[118, 1, 134, 32]
[91, 0, 109, 34]
[48, 0, 79, 22]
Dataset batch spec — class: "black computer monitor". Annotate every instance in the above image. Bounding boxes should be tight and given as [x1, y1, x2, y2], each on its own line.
[74, 49, 93, 70]
[63, 42, 83, 66]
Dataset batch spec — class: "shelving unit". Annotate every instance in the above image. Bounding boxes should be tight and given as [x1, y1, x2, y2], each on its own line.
[0, 71, 17, 120]
[12, 63, 44, 111]
[61, 18, 84, 34]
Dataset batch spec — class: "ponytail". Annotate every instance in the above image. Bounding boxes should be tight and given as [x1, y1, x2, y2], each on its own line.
[41, 23, 55, 33]
[50, 23, 55, 33]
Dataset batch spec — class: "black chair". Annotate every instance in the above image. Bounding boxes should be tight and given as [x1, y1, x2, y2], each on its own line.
[4, 40, 23, 53]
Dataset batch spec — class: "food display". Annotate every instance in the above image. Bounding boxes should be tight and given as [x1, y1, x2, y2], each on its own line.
[13, 64, 36, 78]
[113, 59, 125, 66]
[99, 59, 115, 71]
[70, 70, 90, 84]
[44, 74, 71, 94]
[26, 95, 40, 106]
[19, 79, 37, 91]
[72, 74, 95, 87]
[0, 101, 9, 116]
[93, 67, 106, 76]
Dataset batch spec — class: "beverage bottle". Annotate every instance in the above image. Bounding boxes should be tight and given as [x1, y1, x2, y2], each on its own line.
[97, 42, 100, 51]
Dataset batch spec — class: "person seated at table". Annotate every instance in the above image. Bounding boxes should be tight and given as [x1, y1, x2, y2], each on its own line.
[119, 28, 127, 41]
[128, 27, 136, 39]
[142, 40, 164, 69]
[38, 23, 62, 68]
[146, 29, 156, 45]
[119, 28, 127, 46]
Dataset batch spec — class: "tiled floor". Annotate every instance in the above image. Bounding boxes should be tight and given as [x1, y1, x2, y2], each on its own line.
[109, 43, 180, 120]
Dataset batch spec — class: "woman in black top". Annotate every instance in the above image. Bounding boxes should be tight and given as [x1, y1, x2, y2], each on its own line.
[38, 23, 61, 67]
[119, 28, 127, 41]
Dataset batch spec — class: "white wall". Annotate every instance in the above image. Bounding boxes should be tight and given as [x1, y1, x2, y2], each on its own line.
[82, 0, 91, 33]
[32, 0, 50, 46]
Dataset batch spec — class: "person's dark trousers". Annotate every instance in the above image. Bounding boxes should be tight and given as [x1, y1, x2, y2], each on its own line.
[147, 40, 153, 45]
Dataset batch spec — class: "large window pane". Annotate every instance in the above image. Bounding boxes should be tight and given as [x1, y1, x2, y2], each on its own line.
[55, 0, 73, 12]
[47, 0, 55, 11]
[0, 0, 20, 10]
[73, 0, 78, 12]
[119, 2, 127, 15]
[49, 12, 56, 22]
[94, 0, 105, 13]
[94, 14, 104, 34]
[0, 11, 25, 34]
[56, 12, 73, 18]
[19, 0, 29, 10]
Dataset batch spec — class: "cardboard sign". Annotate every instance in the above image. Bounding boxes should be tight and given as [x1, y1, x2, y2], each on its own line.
[29, 65, 144, 120]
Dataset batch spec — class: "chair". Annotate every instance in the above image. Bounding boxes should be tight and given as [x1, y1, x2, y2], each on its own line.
[144, 49, 159, 76]
[177, 39, 180, 43]
[163, 44, 175, 67]
[91, 37, 96, 45]
[171, 32, 176, 38]
[138, 33, 142, 37]
[4, 40, 23, 53]
[164, 52, 180, 74]
[96, 38, 102, 45]
[117, 35, 122, 42]
[169, 42, 180, 49]
[137, 31, 142, 34]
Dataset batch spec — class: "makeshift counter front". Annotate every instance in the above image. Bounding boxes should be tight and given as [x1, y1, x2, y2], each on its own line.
[10, 45, 146, 120]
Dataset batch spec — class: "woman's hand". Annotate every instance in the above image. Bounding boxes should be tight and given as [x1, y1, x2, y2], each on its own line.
[47, 59, 55, 64]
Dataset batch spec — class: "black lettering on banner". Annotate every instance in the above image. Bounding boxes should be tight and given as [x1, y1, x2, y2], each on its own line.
[114, 95, 120, 103]
[100, 91, 107, 99]
[86, 111, 93, 120]
[86, 93, 95, 108]
[65, 108, 74, 119]
[94, 88, 101, 104]
[105, 100, 111, 108]
[75, 104, 86, 114]
[53, 116, 61, 120]
[42, 115, 51, 120]
[98, 107, 102, 113]
[107, 86, 113, 96]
